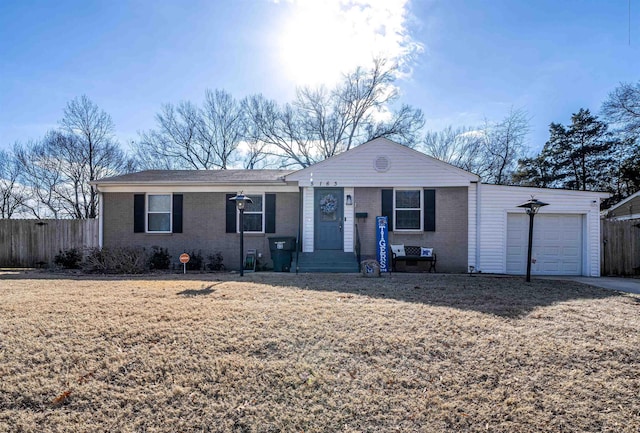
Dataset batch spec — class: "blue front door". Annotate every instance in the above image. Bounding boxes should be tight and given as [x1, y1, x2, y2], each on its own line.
[314, 188, 344, 250]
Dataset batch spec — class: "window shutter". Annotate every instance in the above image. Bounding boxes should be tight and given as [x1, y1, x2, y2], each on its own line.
[424, 189, 436, 232]
[265, 193, 276, 233]
[172, 194, 183, 233]
[134, 194, 145, 233]
[225, 194, 237, 233]
[381, 189, 393, 231]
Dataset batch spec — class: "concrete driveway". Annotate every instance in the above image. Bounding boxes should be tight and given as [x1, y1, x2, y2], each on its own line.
[540, 276, 640, 295]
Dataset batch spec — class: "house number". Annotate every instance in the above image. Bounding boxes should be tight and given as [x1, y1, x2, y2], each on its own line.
[311, 180, 339, 186]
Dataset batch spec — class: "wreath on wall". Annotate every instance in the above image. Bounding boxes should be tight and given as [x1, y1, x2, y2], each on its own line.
[320, 194, 337, 215]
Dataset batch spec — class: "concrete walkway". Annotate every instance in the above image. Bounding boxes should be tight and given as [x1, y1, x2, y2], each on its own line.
[540, 276, 640, 295]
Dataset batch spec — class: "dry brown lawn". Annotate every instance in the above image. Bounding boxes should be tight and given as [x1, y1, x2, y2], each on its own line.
[0, 270, 639, 432]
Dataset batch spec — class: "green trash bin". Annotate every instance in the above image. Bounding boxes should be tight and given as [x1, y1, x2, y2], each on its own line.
[271, 250, 292, 272]
[268, 237, 297, 272]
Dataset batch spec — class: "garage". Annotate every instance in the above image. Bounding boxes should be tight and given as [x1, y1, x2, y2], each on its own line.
[506, 213, 583, 275]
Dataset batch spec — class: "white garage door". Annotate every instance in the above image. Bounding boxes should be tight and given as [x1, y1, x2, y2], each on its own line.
[506, 214, 583, 275]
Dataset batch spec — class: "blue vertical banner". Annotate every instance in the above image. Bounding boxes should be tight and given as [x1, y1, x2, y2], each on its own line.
[376, 216, 389, 272]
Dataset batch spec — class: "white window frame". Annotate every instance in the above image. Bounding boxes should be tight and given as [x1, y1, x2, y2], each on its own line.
[393, 189, 423, 231]
[237, 193, 265, 233]
[146, 193, 172, 233]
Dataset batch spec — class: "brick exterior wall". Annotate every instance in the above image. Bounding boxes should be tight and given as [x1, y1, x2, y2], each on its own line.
[353, 187, 469, 273]
[102, 192, 299, 270]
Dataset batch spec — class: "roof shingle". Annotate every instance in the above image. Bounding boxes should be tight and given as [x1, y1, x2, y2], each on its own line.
[94, 169, 296, 185]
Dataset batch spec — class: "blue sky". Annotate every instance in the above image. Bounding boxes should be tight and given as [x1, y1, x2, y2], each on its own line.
[1, 0, 638, 155]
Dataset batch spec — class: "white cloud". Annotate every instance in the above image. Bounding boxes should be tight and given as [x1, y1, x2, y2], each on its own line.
[274, 0, 423, 87]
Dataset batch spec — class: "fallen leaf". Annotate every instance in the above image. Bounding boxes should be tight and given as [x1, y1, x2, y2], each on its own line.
[52, 390, 71, 405]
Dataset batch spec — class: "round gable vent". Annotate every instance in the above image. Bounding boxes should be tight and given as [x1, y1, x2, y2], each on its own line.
[374, 155, 390, 172]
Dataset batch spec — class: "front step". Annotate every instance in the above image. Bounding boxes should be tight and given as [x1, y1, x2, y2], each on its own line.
[295, 251, 360, 273]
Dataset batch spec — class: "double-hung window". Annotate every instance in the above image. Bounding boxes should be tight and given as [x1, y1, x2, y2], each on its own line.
[147, 194, 172, 233]
[241, 194, 264, 233]
[394, 189, 422, 231]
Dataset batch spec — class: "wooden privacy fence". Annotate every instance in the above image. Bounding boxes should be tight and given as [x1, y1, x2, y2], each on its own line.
[0, 219, 99, 267]
[601, 218, 640, 276]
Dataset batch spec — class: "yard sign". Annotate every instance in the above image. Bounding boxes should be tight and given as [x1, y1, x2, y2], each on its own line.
[376, 216, 389, 272]
[179, 253, 190, 274]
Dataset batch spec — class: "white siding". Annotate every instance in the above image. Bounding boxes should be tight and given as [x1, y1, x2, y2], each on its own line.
[302, 187, 354, 253]
[287, 138, 479, 187]
[302, 187, 314, 252]
[477, 184, 607, 277]
[344, 187, 354, 252]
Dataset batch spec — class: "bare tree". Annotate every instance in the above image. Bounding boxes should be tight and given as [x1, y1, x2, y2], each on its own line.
[15, 135, 70, 219]
[422, 126, 485, 174]
[15, 96, 132, 219]
[136, 101, 203, 169]
[242, 94, 317, 168]
[244, 58, 424, 168]
[198, 89, 243, 169]
[602, 81, 640, 138]
[483, 108, 530, 184]
[242, 139, 272, 169]
[59, 95, 131, 218]
[0, 150, 30, 218]
[421, 109, 529, 183]
[601, 82, 640, 199]
[137, 90, 245, 170]
[365, 104, 425, 148]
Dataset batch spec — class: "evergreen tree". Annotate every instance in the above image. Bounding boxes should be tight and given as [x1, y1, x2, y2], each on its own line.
[514, 109, 615, 191]
[565, 109, 613, 191]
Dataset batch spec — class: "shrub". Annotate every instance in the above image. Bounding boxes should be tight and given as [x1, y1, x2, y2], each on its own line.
[186, 250, 204, 271]
[207, 252, 225, 271]
[84, 247, 148, 274]
[54, 248, 82, 269]
[148, 246, 171, 270]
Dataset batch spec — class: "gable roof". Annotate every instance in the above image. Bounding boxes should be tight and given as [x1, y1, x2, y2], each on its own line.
[605, 190, 640, 219]
[606, 190, 640, 212]
[94, 169, 295, 186]
[286, 137, 480, 187]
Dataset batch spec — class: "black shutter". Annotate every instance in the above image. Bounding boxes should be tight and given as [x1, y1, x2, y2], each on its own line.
[265, 193, 276, 233]
[225, 193, 237, 233]
[134, 194, 145, 233]
[381, 189, 393, 231]
[424, 189, 436, 232]
[172, 194, 183, 233]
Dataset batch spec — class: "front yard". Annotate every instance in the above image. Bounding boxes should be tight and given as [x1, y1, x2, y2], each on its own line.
[0, 271, 638, 432]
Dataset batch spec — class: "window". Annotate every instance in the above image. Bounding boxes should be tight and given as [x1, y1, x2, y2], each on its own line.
[381, 189, 435, 232]
[147, 194, 172, 232]
[241, 194, 264, 232]
[394, 189, 422, 230]
[226, 193, 276, 234]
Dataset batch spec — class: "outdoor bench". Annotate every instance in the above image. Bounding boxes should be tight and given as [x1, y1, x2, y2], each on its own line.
[391, 245, 437, 273]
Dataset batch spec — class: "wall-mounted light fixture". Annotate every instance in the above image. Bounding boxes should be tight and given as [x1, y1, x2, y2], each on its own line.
[346, 194, 353, 205]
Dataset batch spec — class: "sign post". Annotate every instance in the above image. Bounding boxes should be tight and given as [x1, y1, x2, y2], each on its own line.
[376, 216, 389, 272]
[179, 253, 190, 274]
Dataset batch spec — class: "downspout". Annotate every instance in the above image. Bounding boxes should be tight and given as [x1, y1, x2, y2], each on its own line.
[296, 186, 302, 274]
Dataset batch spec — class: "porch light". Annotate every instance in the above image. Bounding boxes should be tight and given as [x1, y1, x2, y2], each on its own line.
[517, 197, 549, 282]
[346, 194, 353, 205]
[229, 193, 253, 277]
